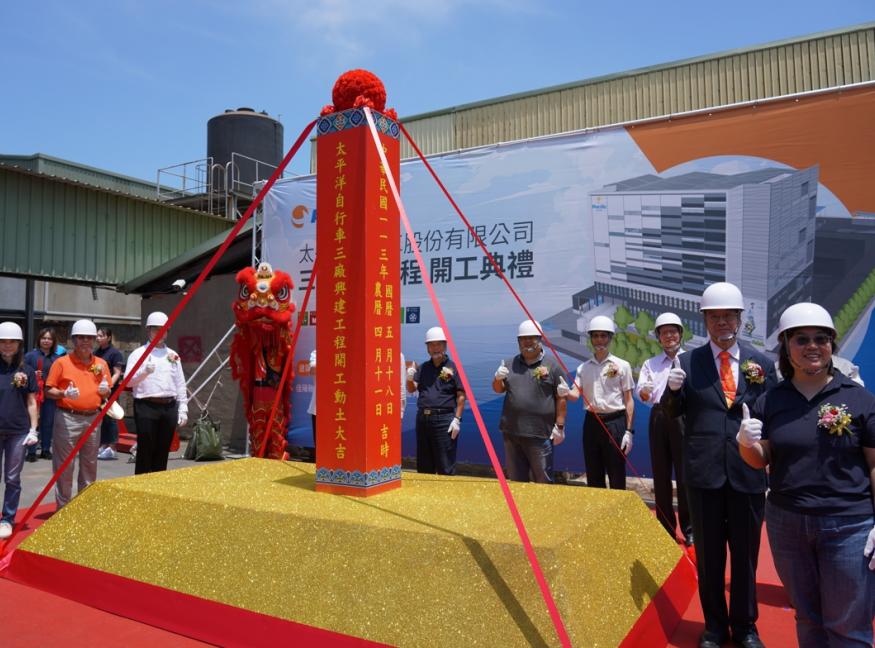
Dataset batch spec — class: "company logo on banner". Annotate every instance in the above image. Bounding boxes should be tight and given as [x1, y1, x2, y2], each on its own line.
[264, 88, 875, 475]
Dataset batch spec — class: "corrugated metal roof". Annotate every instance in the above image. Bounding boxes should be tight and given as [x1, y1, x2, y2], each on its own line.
[309, 21, 874, 170]
[0, 153, 163, 200]
[0, 164, 231, 285]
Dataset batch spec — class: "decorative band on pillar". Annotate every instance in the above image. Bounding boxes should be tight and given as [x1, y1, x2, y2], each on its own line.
[316, 109, 400, 139]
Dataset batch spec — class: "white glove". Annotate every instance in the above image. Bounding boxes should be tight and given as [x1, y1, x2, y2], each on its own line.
[550, 424, 565, 445]
[556, 376, 570, 398]
[447, 417, 461, 440]
[667, 367, 686, 392]
[144, 359, 156, 374]
[736, 403, 763, 448]
[495, 360, 509, 381]
[98, 378, 110, 396]
[864, 526, 875, 571]
[178, 413, 188, 427]
[23, 429, 39, 446]
[621, 431, 633, 455]
[64, 382, 80, 400]
[406, 366, 416, 382]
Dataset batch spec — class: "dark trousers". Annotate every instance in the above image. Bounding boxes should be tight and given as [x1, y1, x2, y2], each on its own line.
[28, 400, 56, 457]
[583, 412, 626, 489]
[649, 405, 691, 540]
[687, 483, 765, 639]
[133, 400, 178, 475]
[311, 415, 317, 462]
[415, 410, 457, 475]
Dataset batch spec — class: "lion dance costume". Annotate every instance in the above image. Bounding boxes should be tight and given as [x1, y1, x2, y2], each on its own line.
[230, 262, 296, 459]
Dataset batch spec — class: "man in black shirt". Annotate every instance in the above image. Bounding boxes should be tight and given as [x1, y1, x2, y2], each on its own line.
[95, 327, 124, 460]
[406, 327, 465, 475]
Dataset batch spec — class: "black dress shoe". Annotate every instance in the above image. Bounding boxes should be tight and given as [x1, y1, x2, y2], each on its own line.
[40, 450, 52, 460]
[26, 454, 38, 463]
[699, 631, 726, 648]
[733, 633, 765, 648]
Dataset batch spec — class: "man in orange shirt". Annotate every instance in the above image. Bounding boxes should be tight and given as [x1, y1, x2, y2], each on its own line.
[45, 320, 110, 509]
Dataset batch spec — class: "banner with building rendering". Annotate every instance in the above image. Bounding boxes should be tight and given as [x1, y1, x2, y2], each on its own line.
[264, 85, 875, 476]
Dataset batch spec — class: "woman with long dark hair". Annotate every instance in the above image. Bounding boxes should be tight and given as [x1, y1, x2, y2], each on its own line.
[0, 322, 39, 539]
[739, 303, 875, 647]
[24, 327, 61, 461]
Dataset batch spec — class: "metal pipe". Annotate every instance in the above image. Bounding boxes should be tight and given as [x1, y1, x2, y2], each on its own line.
[40, 309, 142, 322]
[186, 355, 230, 401]
[185, 324, 235, 383]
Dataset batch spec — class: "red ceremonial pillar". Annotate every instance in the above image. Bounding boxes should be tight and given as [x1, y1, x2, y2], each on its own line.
[315, 108, 402, 495]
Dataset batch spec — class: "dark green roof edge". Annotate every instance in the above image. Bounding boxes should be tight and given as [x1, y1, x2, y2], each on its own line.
[118, 219, 253, 293]
[400, 21, 875, 122]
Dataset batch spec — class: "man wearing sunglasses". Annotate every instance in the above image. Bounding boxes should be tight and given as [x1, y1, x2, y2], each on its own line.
[661, 282, 776, 648]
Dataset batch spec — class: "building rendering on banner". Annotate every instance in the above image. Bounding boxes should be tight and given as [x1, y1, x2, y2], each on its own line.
[579, 166, 819, 346]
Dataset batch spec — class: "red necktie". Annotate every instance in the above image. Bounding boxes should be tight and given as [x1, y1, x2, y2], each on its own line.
[719, 351, 736, 407]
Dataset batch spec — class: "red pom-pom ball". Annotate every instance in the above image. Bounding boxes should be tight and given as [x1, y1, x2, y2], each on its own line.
[331, 69, 387, 113]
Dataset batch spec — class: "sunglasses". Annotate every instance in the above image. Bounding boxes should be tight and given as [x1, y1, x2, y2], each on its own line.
[790, 334, 833, 347]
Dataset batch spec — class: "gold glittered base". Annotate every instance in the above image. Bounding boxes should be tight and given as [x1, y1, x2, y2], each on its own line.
[21, 459, 683, 647]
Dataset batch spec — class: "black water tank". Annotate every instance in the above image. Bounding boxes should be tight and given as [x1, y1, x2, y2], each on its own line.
[207, 108, 283, 193]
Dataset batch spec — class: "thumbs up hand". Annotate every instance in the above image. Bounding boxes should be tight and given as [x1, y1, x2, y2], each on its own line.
[736, 403, 763, 448]
[556, 376, 570, 398]
[98, 377, 110, 397]
[64, 381, 80, 400]
[494, 360, 509, 381]
[406, 364, 417, 382]
[667, 366, 686, 392]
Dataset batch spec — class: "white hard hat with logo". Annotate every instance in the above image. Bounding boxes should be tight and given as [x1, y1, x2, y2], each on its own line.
[700, 282, 744, 311]
[146, 312, 169, 328]
[0, 321, 23, 341]
[71, 320, 98, 337]
[654, 312, 684, 334]
[587, 315, 616, 334]
[424, 326, 446, 343]
[517, 319, 543, 337]
[777, 302, 836, 338]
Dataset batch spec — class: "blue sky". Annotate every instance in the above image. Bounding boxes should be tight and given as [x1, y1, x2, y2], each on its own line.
[3, 1, 873, 180]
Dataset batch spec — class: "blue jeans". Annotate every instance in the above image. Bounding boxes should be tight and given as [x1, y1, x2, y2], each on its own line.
[0, 429, 27, 523]
[503, 435, 553, 484]
[415, 411, 457, 475]
[766, 500, 875, 647]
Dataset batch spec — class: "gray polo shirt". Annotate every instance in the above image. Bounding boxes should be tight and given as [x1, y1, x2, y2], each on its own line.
[499, 354, 564, 439]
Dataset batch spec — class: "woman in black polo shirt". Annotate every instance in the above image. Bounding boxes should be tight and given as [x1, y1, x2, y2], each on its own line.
[738, 303, 875, 647]
[0, 322, 39, 540]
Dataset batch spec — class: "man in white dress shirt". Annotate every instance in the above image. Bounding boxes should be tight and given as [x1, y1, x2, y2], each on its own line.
[564, 315, 634, 490]
[636, 312, 692, 545]
[125, 312, 188, 475]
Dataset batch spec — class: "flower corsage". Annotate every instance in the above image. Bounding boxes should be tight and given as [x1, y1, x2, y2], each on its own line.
[88, 363, 103, 376]
[168, 351, 180, 364]
[11, 372, 27, 388]
[532, 366, 550, 381]
[818, 403, 853, 436]
[740, 360, 765, 384]
[603, 362, 619, 379]
[439, 366, 454, 381]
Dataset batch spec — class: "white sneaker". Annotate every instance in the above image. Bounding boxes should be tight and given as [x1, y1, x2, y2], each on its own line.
[98, 447, 116, 460]
[0, 521, 12, 539]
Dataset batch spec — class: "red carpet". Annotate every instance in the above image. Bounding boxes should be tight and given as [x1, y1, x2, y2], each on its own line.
[668, 530, 797, 647]
[1, 504, 798, 647]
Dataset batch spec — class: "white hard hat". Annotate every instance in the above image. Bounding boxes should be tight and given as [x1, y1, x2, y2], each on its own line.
[71, 320, 98, 337]
[0, 321, 23, 341]
[146, 312, 169, 328]
[777, 302, 836, 338]
[106, 401, 125, 420]
[517, 319, 543, 337]
[425, 326, 446, 343]
[587, 315, 616, 334]
[654, 312, 684, 334]
[700, 282, 744, 311]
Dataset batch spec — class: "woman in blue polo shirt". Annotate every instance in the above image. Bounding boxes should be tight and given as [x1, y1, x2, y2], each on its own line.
[738, 303, 875, 647]
[0, 322, 39, 540]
